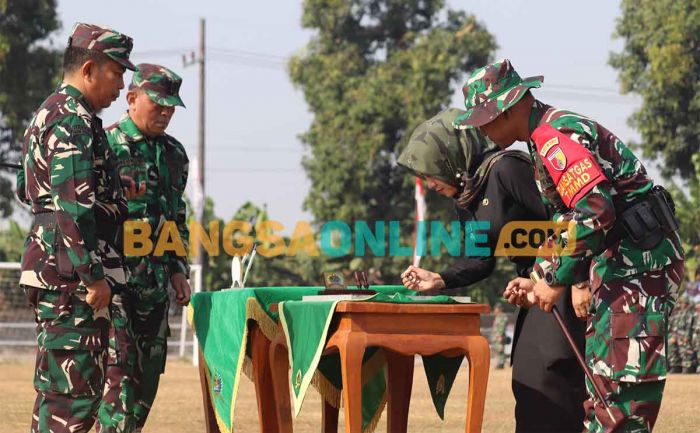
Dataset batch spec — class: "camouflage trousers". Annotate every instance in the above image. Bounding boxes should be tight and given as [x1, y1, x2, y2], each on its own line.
[492, 341, 506, 368]
[583, 260, 684, 433]
[102, 282, 171, 431]
[667, 335, 681, 370]
[25, 286, 110, 433]
[96, 293, 136, 433]
[667, 334, 694, 371]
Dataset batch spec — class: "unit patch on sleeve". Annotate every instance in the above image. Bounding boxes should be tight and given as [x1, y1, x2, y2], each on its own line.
[531, 123, 607, 207]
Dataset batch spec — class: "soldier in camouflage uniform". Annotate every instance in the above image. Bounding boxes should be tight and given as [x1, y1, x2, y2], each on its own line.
[490, 303, 509, 369]
[16, 23, 137, 433]
[104, 63, 191, 431]
[669, 297, 695, 374]
[689, 302, 700, 373]
[667, 297, 688, 373]
[456, 59, 684, 432]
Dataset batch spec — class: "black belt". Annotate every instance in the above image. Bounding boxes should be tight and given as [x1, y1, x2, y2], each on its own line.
[32, 212, 57, 229]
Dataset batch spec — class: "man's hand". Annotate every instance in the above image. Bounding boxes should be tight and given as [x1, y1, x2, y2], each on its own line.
[571, 283, 592, 320]
[171, 272, 191, 306]
[85, 279, 112, 310]
[503, 277, 535, 308]
[121, 175, 146, 200]
[533, 280, 565, 312]
[400, 265, 445, 294]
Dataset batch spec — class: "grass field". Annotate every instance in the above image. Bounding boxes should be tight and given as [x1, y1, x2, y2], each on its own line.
[2, 357, 699, 432]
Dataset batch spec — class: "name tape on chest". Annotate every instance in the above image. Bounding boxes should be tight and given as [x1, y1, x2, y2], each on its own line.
[532, 123, 607, 207]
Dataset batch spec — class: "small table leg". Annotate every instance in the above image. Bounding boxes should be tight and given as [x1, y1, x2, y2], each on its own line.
[337, 332, 366, 433]
[250, 325, 280, 433]
[322, 399, 339, 433]
[385, 351, 414, 433]
[462, 336, 490, 433]
[269, 333, 294, 433]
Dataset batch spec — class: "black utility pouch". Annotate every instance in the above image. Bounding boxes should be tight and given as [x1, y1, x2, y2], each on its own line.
[648, 185, 680, 234]
[619, 200, 664, 250]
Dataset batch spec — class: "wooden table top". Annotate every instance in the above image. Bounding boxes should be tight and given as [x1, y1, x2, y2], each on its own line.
[270, 302, 490, 315]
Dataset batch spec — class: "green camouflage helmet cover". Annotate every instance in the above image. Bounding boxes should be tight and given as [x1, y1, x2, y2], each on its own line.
[453, 59, 543, 129]
[397, 108, 497, 186]
[68, 23, 136, 71]
[131, 63, 185, 107]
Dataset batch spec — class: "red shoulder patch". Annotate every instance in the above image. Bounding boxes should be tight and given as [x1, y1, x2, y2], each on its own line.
[532, 123, 607, 207]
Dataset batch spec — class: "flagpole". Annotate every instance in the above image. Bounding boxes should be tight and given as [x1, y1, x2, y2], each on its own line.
[412, 177, 426, 267]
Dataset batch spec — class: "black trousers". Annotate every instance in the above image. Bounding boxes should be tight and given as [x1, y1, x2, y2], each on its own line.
[511, 287, 586, 433]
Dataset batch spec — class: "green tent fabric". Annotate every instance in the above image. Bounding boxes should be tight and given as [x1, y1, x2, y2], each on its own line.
[278, 291, 475, 426]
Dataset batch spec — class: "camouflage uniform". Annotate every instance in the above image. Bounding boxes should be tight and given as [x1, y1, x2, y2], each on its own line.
[490, 307, 509, 369]
[667, 298, 688, 372]
[456, 59, 685, 433]
[104, 64, 189, 430]
[690, 303, 700, 372]
[16, 23, 136, 433]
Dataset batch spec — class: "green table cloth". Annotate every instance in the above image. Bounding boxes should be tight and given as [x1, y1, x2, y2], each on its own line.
[189, 286, 472, 433]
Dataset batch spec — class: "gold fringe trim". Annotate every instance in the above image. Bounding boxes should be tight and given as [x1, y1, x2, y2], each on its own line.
[187, 303, 195, 330]
[229, 306, 251, 433]
[245, 297, 279, 341]
[363, 392, 387, 433]
[200, 351, 234, 433]
[311, 370, 341, 408]
[241, 356, 254, 382]
[190, 301, 232, 433]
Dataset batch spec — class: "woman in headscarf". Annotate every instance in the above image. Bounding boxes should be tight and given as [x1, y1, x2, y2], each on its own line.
[397, 108, 586, 433]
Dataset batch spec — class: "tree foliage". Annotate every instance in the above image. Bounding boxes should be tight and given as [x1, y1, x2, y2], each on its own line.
[0, 219, 24, 261]
[0, 0, 61, 217]
[195, 199, 322, 291]
[610, 0, 700, 179]
[667, 154, 700, 279]
[289, 0, 496, 281]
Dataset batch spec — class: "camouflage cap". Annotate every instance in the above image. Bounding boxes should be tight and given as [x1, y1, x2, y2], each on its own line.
[453, 59, 543, 129]
[68, 23, 136, 71]
[131, 63, 185, 107]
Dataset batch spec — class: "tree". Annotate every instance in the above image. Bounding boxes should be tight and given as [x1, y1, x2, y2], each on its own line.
[289, 0, 496, 280]
[193, 198, 322, 291]
[0, 219, 24, 261]
[610, 0, 700, 179]
[667, 154, 700, 281]
[0, 0, 61, 217]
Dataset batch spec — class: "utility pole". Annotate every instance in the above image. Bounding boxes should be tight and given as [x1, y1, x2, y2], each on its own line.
[183, 18, 206, 266]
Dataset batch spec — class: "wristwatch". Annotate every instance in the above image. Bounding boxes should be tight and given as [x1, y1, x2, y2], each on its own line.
[530, 267, 557, 286]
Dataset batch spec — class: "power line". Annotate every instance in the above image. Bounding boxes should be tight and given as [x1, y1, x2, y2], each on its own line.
[185, 145, 301, 152]
[209, 47, 287, 61]
[205, 168, 303, 173]
[132, 47, 636, 100]
[131, 48, 194, 58]
[546, 83, 623, 94]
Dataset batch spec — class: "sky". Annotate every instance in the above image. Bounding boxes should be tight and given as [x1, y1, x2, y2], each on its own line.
[48, 0, 644, 232]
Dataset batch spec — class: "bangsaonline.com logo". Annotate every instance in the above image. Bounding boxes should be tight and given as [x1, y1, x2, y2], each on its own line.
[123, 220, 576, 258]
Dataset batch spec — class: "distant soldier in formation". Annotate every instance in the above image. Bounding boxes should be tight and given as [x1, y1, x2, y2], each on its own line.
[668, 297, 688, 373]
[690, 302, 700, 373]
[17, 23, 137, 433]
[104, 63, 191, 431]
[490, 303, 509, 369]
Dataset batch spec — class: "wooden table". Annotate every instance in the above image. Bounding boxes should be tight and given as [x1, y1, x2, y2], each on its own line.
[269, 302, 491, 433]
[198, 322, 279, 433]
